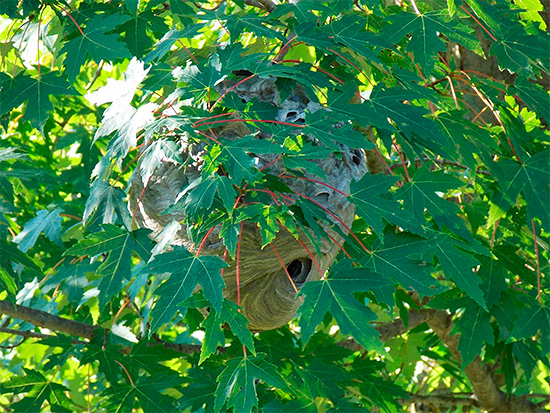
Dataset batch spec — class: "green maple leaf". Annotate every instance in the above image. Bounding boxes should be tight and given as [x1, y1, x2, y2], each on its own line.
[104, 373, 179, 413]
[490, 25, 550, 75]
[117, 10, 167, 57]
[217, 44, 268, 72]
[435, 110, 496, 171]
[236, 204, 281, 247]
[0, 368, 73, 413]
[453, 300, 494, 369]
[144, 246, 227, 332]
[330, 14, 392, 66]
[0, 72, 76, 132]
[366, 231, 444, 298]
[200, 310, 226, 364]
[199, 298, 255, 364]
[369, 86, 450, 154]
[138, 139, 183, 186]
[13, 208, 63, 252]
[0, 239, 42, 280]
[489, 151, 550, 231]
[514, 75, 550, 123]
[298, 259, 387, 354]
[64, 225, 151, 309]
[167, 176, 220, 218]
[83, 179, 132, 230]
[61, 13, 131, 82]
[224, 13, 285, 43]
[396, 168, 471, 240]
[144, 24, 203, 63]
[478, 256, 508, 309]
[383, 10, 477, 74]
[214, 354, 289, 412]
[508, 304, 550, 353]
[349, 173, 424, 237]
[421, 231, 488, 310]
[42, 261, 99, 305]
[303, 110, 373, 150]
[212, 135, 283, 185]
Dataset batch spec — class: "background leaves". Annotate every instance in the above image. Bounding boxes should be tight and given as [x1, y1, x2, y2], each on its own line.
[0, 0, 548, 411]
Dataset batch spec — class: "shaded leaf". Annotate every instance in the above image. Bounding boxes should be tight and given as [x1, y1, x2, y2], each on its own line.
[214, 354, 289, 412]
[298, 259, 387, 353]
[144, 246, 227, 332]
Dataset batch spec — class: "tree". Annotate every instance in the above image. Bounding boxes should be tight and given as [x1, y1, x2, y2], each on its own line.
[0, 0, 549, 411]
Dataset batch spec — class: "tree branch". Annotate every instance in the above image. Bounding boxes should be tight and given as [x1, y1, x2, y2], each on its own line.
[0, 301, 212, 356]
[0, 300, 100, 339]
[402, 393, 477, 407]
[340, 308, 544, 413]
[244, 0, 276, 11]
[427, 310, 544, 413]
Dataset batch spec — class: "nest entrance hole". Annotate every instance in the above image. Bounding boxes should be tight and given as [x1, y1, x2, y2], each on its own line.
[287, 258, 312, 286]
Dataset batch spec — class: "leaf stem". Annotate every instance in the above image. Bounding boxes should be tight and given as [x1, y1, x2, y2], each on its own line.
[532, 219, 542, 303]
[296, 237, 325, 279]
[460, 3, 498, 42]
[289, 189, 373, 255]
[236, 221, 243, 307]
[196, 225, 217, 256]
[270, 243, 300, 294]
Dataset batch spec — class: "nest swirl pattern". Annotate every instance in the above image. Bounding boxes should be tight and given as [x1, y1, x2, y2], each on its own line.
[129, 75, 368, 331]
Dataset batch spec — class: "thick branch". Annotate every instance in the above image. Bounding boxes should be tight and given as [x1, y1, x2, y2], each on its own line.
[0, 301, 208, 356]
[341, 309, 543, 412]
[402, 393, 477, 407]
[427, 310, 544, 413]
[0, 300, 99, 339]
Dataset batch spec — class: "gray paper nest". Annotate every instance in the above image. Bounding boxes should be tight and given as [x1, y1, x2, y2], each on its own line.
[129, 74, 368, 331]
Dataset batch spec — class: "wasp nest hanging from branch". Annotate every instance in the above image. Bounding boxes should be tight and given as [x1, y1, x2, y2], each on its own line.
[129, 74, 368, 331]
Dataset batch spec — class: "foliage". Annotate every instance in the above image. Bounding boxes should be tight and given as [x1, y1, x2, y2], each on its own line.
[1, 0, 549, 411]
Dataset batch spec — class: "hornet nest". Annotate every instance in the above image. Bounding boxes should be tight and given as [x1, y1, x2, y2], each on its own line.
[129, 73, 368, 331]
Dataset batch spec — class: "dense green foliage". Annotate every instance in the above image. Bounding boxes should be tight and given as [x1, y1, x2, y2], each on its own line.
[0, 0, 549, 411]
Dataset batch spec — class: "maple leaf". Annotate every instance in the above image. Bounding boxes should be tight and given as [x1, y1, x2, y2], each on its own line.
[64, 225, 151, 309]
[489, 151, 550, 231]
[224, 13, 286, 43]
[104, 373, 180, 413]
[303, 110, 373, 150]
[453, 299, 494, 369]
[83, 179, 132, 230]
[117, 10, 167, 58]
[298, 259, 388, 354]
[490, 25, 550, 75]
[214, 354, 289, 412]
[61, 13, 131, 82]
[420, 230, 488, 310]
[0, 369, 73, 412]
[508, 305, 550, 352]
[395, 168, 472, 240]
[366, 231, 444, 298]
[0, 239, 43, 282]
[0, 72, 77, 132]
[13, 209, 63, 252]
[382, 10, 477, 74]
[349, 173, 424, 237]
[144, 246, 227, 332]
[329, 14, 392, 66]
[198, 297, 255, 364]
[144, 24, 203, 63]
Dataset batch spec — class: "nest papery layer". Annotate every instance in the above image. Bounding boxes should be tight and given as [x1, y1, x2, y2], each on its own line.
[129, 76, 368, 330]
